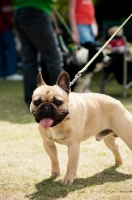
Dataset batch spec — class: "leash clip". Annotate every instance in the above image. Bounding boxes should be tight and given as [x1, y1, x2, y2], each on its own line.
[69, 73, 81, 87]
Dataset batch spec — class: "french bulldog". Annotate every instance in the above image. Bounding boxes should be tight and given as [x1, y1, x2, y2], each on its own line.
[30, 71, 132, 184]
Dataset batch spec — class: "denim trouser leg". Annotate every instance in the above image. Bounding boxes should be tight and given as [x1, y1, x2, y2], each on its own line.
[18, 32, 38, 105]
[14, 8, 62, 105]
[0, 28, 18, 77]
[0, 38, 4, 78]
[77, 24, 95, 45]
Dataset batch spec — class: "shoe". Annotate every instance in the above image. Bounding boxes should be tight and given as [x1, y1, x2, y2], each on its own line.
[5, 74, 23, 81]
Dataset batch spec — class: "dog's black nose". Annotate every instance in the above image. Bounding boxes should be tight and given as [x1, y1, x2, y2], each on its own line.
[43, 104, 52, 111]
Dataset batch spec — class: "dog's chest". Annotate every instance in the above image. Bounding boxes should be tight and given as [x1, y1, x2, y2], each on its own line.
[50, 128, 70, 144]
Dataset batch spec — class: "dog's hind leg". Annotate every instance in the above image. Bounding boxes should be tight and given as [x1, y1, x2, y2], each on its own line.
[104, 133, 123, 165]
[112, 108, 132, 151]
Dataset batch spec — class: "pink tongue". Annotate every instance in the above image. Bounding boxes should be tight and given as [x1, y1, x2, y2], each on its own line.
[40, 118, 53, 129]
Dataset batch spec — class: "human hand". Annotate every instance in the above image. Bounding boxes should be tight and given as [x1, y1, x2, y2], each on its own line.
[72, 30, 80, 44]
[91, 23, 98, 37]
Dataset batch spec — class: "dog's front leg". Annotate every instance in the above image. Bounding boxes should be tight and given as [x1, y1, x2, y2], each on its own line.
[62, 142, 80, 184]
[43, 139, 60, 178]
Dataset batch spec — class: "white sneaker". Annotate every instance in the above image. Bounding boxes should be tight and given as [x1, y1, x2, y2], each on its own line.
[5, 74, 23, 81]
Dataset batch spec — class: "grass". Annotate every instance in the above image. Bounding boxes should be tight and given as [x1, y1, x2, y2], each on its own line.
[0, 73, 132, 200]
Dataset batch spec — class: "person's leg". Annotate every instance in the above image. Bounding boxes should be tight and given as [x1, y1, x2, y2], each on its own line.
[39, 58, 50, 85]
[14, 9, 40, 106]
[33, 12, 63, 85]
[77, 24, 95, 45]
[16, 31, 38, 106]
[0, 36, 5, 79]
[1, 28, 18, 76]
[15, 8, 62, 85]
[40, 32, 63, 85]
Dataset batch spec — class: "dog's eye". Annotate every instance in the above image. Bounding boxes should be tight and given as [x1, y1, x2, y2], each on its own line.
[54, 100, 62, 106]
[33, 99, 41, 106]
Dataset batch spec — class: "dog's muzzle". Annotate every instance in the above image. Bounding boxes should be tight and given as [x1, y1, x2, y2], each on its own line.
[32, 102, 69, 127]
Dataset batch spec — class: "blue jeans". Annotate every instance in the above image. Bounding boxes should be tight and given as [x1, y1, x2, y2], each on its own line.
[14, 7, 62, 105]
[0, 28, 18, 78]
[77, 24, 95, 45]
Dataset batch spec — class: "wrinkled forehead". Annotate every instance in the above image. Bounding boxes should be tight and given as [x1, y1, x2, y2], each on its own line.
[32, 85, 65, 101]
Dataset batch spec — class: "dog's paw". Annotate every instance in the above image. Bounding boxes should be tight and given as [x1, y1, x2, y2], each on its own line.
[51, 170, 60, 178]
[61, 174, 75, 185]
[115, 159, 123, 166]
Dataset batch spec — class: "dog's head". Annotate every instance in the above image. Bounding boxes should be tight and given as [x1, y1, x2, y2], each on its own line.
[30, 71, 70, 129]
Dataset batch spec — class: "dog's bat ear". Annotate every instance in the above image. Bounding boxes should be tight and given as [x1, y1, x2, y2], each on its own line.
[37, 72, 46, 87]
[56, 71, 70, 93]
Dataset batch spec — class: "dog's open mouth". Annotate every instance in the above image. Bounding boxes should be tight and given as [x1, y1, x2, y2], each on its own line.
[39, 112, 69, 129]
[32, 103, 69, 129]
[40, 118, 53, 129]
